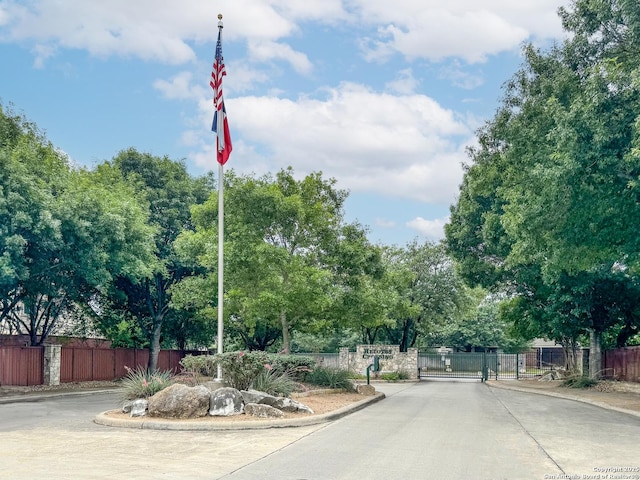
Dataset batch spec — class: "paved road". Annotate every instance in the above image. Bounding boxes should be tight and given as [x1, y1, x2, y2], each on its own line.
[1, 382, 639, 479]
[223, 381, 640, 480]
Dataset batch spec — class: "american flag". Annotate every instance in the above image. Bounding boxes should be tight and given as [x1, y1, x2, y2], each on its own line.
[211, 28, 232, 165]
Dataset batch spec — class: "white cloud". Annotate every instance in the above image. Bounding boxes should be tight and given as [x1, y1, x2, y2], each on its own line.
[247, 40, 313, 75]
[406, 215, 450, 241]
[386, 68, 419, 95]
[353, 0, 568, 63]
[1, 0, 569, 69]
[186, 81, 470, 205]
[154, 71, 204, 101]
[438, 61, 485, 90]
[31, 43, 56, 69]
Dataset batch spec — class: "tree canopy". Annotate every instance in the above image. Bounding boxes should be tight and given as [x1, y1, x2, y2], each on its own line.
[445, 0, 640, 375]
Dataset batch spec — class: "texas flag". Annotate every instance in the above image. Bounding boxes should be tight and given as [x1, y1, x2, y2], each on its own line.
[210, 28, 232, 165]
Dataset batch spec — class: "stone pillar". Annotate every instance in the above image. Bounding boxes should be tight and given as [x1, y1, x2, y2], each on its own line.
[589, 329, 602, 379]
[407, 348, 419, 379]
[339, 347, 350, 371]
[43, 344, 62, 386]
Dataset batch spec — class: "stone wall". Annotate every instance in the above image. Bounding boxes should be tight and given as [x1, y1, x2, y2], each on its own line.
[339, 345, 419, 379]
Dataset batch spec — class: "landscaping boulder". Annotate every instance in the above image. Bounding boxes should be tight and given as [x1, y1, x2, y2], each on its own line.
[272, 397, 314, 414]
[122, 399, 149, 417]
[209, 387, 244, 416]
[356, 384, 376, 396]
[244, 403, 284, 418]
[148, 384, 210, 419]
[240, 389, 273, 405]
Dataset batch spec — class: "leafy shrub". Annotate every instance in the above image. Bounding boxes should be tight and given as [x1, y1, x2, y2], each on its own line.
[180, 354, 217, 377]
[266, 354, 316, 381]
[251, 366, 297, 397]
[180, 352, 317, 392]
[214, 351, 269, 390]
[120, 366, 175, 400]
[380, 370, 411, 381]
[562, 375, 598, 389]
[306, 366, 354, 391]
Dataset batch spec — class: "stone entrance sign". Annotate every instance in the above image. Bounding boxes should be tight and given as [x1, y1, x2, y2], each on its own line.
[338, 345, 418, 379]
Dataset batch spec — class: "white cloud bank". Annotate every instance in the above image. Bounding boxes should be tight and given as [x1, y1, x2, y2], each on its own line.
[406, 216, 450, 241]
[188, 82, 472, 205]
[1, 0, 568, 68]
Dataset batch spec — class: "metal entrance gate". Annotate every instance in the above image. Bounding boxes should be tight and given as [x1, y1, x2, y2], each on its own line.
[418, 352, 559, 381]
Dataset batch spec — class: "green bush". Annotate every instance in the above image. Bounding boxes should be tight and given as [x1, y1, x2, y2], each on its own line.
[306, 366, 354, 391]
[120, 366, 175, 400]
[180, 354, 218, 377]
[562, 375, 598, 389]
[251, 367, 297, 397]
[380, 370, 411, 381]
[214, 351, 269, 390]
[266, 354, 316, 381]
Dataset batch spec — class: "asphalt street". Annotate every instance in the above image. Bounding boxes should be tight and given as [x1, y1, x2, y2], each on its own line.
[223, 381, 640, 479]
[1, 382, 639, 479]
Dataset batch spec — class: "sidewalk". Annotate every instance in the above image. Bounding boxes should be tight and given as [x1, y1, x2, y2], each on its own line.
[486, 379, 640, 419]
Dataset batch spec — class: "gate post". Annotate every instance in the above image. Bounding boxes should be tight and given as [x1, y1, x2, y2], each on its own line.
[43, 344, 61, 386]
[482, 353, 487, 382]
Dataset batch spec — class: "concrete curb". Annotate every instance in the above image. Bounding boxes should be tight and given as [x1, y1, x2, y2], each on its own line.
[93, 392, 386, 431]
[486, 381, 640, 419]
[0, 389, 118, 405]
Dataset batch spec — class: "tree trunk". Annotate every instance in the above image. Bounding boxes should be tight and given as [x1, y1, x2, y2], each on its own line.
[561, 338, 578, 372]
[588, 328, 602, 379]
[280, 311, 290, 354]
[148, 320, 162, 372]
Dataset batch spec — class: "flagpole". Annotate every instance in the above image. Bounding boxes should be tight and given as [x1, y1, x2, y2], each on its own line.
[215, 13, 225, 381]
[217, 159, 224, 380]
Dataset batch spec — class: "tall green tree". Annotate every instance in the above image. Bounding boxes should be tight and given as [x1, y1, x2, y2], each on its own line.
[446, 0, 640, 376]
[176, 168, 350, 353]
[0, 106, 156, 345]
[100, 149, 212, 369]
[323, 223, 393, 345]
[381, 241, 473, 352]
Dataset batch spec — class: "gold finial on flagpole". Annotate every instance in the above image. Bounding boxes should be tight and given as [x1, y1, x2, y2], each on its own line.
[218, 13, 223, 28]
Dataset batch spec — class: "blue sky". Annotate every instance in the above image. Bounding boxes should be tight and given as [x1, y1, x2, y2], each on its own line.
[0, 0, 570, 246]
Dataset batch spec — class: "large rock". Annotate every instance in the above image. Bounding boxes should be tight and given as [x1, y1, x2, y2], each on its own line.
[122, 399, 149, 417]
[148, 384, 210, 419]
[209, 387, 244, 416]
[272, 397, 314, 414]
[241, 389, 279, 406]
[130, 399, 149, 417]
[356, 384, 376, 396]
[244, 403, 284, 418]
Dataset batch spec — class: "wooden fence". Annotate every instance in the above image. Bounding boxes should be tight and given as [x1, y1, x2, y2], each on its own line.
[603, 346, 640, 382]
[0, 345, 189, 386]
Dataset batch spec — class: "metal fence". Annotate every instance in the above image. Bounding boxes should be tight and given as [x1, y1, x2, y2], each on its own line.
[294, 353, 340, 368]
[604, 346, 640, 382]
[0, 346, 44, 386]
[418, 351, 572, 381]
[0, 345, 187, 386]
